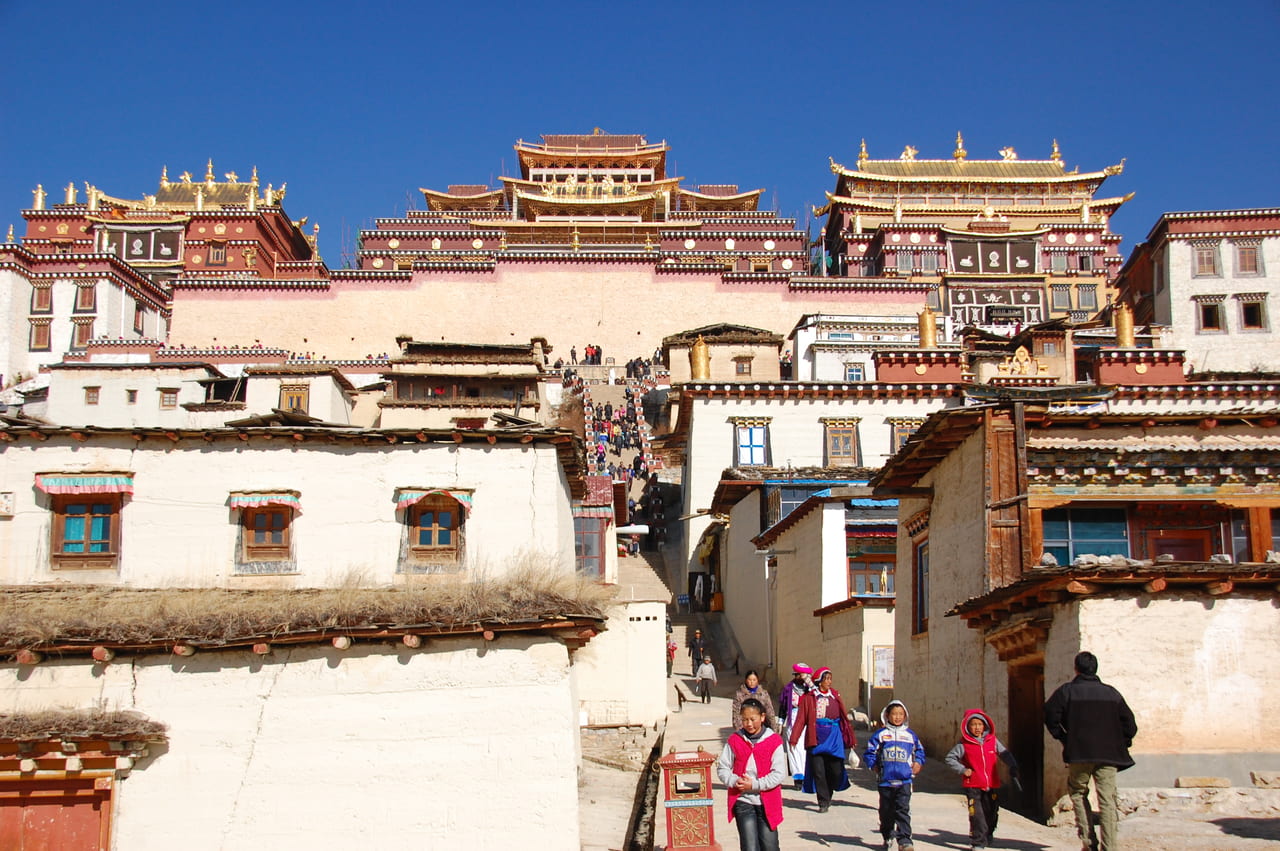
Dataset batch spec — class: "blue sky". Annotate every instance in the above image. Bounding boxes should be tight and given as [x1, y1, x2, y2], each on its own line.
[3, 0, 1277, 264]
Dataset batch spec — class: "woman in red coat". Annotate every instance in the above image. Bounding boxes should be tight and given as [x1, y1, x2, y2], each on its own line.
[786, 667, 855, 812]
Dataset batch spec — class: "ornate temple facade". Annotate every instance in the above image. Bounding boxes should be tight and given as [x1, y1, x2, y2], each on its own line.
[814, 136, 1130, 332]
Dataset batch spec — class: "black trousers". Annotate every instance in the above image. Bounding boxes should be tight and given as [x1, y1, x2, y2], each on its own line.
[808, 752, 845, 807]
[877, 784, 913, 842]
[966, 787, 999, 846]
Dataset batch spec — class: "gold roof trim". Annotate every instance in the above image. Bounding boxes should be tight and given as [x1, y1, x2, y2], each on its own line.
[824, 192, 1134, 214]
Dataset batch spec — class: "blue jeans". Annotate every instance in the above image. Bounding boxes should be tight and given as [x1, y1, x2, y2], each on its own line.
[731, 800, 780, 851]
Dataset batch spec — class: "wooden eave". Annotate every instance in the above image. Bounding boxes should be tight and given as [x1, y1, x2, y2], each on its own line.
[870, 406, 990, 492]
[825, 193, 1133, 215]
[680, 381, 962, 403]
[948, 562, 1280, 628]
[814, 595, 895, 617]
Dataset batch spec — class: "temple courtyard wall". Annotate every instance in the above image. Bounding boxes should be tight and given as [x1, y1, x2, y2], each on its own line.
[167, 263, 927, 361]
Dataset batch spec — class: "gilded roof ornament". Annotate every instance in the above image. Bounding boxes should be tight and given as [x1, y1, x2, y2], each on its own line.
[999, 147, 1018, 161]
[64, 182, 78, 205]
[900, 145, 918, 162]
[953, 132, 967, 161]
[160, 166, 170, 188]
[1050, 140, 1062, 162]
[1103, 158, 1126, 176]
[250, 166, 259, 187]
[858, 139, 868, 166]
[225, 171, 239, 184]
[6, 224, 14, 243]
[829, 155, 846, 175]
[32, 184, 46, 210]
[180, 171, 193, 184]
[205, 159, 216, 186]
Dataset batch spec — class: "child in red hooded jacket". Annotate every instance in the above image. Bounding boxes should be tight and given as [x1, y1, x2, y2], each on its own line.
[943, 709, 1019, 851]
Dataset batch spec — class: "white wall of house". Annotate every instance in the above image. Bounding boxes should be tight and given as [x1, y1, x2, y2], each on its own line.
[572, 598, 667, 726]
[816, 605, 895, 714]
[0, 636, 584, 850]
[44, 366, 214, 427]
[680, 392, 952, 571]
[1159, 237, 1279, 373]
[771, 508, 825, 681]
[722, 491, 772, 671]
[1040, 593, 1280, 793]
[0, 434, 576, 587]
[892, 428, 989, 757]
[245, 375, 352, 424]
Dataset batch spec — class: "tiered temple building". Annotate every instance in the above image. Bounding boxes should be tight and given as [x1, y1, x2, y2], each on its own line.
[815, 136, 1130, 331]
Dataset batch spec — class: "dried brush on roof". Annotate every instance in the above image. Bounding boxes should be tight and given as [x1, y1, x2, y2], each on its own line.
[0, 708, 167, 741]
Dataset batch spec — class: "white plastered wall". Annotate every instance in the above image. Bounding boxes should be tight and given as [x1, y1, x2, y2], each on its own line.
[572, 599, 667, 726]
[0, 435, 575, 586]
[0, 637, 583, 850]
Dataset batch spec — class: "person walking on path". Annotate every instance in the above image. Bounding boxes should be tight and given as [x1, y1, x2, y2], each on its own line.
[695, 655, 718, 704]
[787, 667, 855, 813]
[731, 670, 777, 731]
[778, 663, 814, 789]
[666, 636, 678, 678]
[864, 699, 925, 851]
[688, 629, 709, 677]
[717, 698, 786, 851]
[1044, 651, 1137, 851]
[945, 708, 1019, 851]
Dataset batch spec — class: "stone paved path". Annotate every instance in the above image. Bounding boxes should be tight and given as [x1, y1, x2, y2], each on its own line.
[655, 672, 1278, 850]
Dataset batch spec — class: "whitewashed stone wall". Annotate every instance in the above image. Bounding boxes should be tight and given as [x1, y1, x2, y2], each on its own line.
[573, 599, 667, 726]
[0, 435, 575, 586]
[0, 636, 584, 850]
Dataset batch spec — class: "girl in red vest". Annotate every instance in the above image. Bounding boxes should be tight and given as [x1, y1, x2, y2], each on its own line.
[943, 709, 1019, 851]
[716, 698, 786, 851]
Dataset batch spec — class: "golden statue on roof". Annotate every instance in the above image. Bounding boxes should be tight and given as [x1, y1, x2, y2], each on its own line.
[900, 145, 918, 162]
[999, 147, 1018, 161]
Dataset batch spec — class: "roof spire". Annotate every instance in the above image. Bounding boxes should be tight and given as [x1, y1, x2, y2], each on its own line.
[250, 166, 259, 187]
[6, 224, 14, 243]
[160, 165, 170, 188]
[858, 139, 868, 166]
[953, 131, 967, 161]
[205, 158, 215, 186]
[1050, 139, 1062, 162]
[32, 184, 46, 210]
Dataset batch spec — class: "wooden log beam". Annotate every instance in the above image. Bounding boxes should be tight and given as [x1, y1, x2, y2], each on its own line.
[1143, 577, 1167, 593]
[1065, 580, 1099, 595]
[1207, 580, 1234, 596]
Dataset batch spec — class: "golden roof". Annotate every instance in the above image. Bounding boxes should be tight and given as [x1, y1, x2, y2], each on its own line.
[830, 155, 1124, 185]
[823, 191, 1135, 215]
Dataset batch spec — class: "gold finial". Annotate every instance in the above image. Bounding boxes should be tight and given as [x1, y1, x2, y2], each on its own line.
[999, 147, 1018, 161]
[250, 166, 259, 187]
[85, 182, 98, 211]
[247, 185, 257, 212]
[276, 182, 287, 202]
[1050, 139, 1062, 162]
[690, 335, 710, 381]
[64, 182, 78, 205]
[6, 225, 14, 243]
[144, 194, 157, 209]
[858, 139, 868, 165]
[265, 184, 274, 205]
[571, 227, 581, 251]
[644, 232, 653, 251]
[918, 310, 938, 349]
[205, 158, 215, 185]
[953, 132, 967, 161]
[225, 171, 239, 184]
[312, 222, 319, 236]
[160, 165, 171, 188]
[900, 145, 918, 162]
[33, 184, 46, 210]
[194, 186, 204, 211]
[180, 171, 193, 184]
[1115, 302, 1135, 348]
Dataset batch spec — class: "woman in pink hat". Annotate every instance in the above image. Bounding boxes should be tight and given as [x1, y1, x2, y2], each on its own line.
[788, 667, 855, 813]
[777, 663, 814, 790]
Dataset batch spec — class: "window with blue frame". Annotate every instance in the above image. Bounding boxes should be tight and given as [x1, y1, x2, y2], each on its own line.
[1042, 506, 1129, 564]
[51, 496, 122, 568]
[734, 424, 770, 466]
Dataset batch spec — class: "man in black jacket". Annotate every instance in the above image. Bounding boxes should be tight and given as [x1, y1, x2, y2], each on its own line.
[1044, 651, 1137, 851]
[688, 629, 710, 677]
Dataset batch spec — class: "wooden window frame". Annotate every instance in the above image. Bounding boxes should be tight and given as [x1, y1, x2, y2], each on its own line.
[71, 320, 94, 349]
[912, 537, 929, 634]
[844, 362, 865, 382]
[847, 541, 895, 597]
[733, 423, 770, 466]
[133, 300, 146, 334]
[405, 494, 463, 566]
[51, 494, 122, 569]
[1237, 296, 1268, 331]
[1235, 244, 1261, 276]
[280, 384, 310, 414]
[823, 422, 861, 465]
[733, 358, 752, 376]
[206, 240, 228, 266]
[74, 282, 97, 313]
[1196, 301, 1224, 333]
[574, 516, 607, 579]
[241, 506, 293, 562]
[84, 386, 100, 405]
[159, 388, 178, 409]
[1193, 243, 1220, 277]
[30, 284, 53, 313]
[29, 320, 51, 352]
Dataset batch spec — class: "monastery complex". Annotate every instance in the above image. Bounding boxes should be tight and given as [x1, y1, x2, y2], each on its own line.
[0, 130, 1278, 849]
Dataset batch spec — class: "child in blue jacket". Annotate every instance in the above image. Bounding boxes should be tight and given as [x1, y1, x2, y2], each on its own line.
[863, 700, 925, 851]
